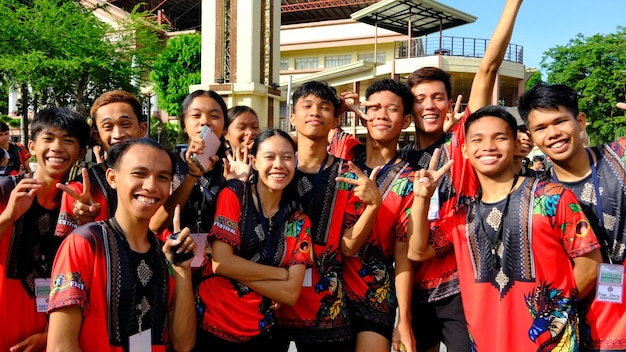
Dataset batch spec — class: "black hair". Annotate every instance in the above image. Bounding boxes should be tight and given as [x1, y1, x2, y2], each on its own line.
[180, 90, 228, 131]
[406, 67, 452, 100]
[0, 122, 9, 133]
[291, 81, 340, 116]
[465, 105, 518, 138]
[250, 128, 296, 157]
[106, 137, 175, 175]
[517, 83, 579, 124]
[30, 107, 90, 148]
[226, 106, 259, 131]
[365, 78, 414, 117]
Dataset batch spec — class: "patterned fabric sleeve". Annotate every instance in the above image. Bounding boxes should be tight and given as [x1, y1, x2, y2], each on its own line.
[48, 234, 94, 316]
[16, 143, 30, 165]
[430, 223, 454, 257]
[208, 180, 245, 250]
[609, 137, 626, 165]
[552, 185, 601, 258]
[54, 181, 83, 238]
[285, 211, 314, 268]
[328, 127, 362, 161]
[394, 175, 415, 243]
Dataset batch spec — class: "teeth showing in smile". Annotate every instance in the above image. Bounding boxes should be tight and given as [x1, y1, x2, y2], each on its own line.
[269, 173, 286, 179]
[479, 156, 498, 162]
[551, 141, 566, 149]
[137, 196, 156, 204]
[48, 157, 65, 163]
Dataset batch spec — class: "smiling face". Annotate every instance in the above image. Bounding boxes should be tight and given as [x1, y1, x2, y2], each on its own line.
[290, 93, 337, 139]
[93, 102, 146, 151]
[225, 111, 260, 150]
[364, 90, 412, 145]
[29, 127, 84, 181]
[526, 106, 587, 165]
[411, 80, 452, 137]
[183, 95, 225, 141]
[251, 135, 296, 193]
[516, 129, 533, 159]
[107, 143, 172, 223]
[463, 116, 519, 178]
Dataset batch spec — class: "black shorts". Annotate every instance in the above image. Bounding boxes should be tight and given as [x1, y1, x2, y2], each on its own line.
[193, 328, 283, 352]
[411, 293, 471, 352]
[350, 313, 394, 342]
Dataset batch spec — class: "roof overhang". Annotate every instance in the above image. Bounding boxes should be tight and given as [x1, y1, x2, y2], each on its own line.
[351, 0, 476, 37]
[282, 60, 378, 87]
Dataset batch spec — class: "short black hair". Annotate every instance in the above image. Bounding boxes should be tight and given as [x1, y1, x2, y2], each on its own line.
[0, 122, 9, 133]
[365, 78, 414, 117]
[180, 90, 228, 131]
[517, 83, 579, 124]
[465, 105, 518, 138]
[292, 81, 340, 116]
[106, 137, 175, 175]
[250, 128, 296, 157]
[30, 107, 90, 148]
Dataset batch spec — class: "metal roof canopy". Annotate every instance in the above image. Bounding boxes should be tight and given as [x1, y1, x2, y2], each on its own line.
[351, 0, 476, 37]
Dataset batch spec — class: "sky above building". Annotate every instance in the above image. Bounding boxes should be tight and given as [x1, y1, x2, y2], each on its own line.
[439, 0, 624, 70]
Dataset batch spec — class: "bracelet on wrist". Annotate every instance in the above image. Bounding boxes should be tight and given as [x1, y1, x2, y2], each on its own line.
[187, 171, 203, 178]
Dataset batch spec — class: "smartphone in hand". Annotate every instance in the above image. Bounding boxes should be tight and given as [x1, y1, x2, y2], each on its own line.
[190, 126, 221, 173]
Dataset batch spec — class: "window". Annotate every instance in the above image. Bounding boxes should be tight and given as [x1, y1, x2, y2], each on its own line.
[325, 55, 351, 68]
[280, 59, 289, 71]
[357, 52, 386, 64]
[295, 57, 319, 70]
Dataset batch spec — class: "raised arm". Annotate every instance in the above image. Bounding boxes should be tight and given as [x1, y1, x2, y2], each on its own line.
[407, 149, 453, 261]
[467, 0, 523, 113]
[337, 162, 382, 257]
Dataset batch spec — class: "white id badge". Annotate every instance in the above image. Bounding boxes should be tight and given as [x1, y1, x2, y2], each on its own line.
[190, 232, 209, 268]
[34, 278, 51, 313]
[129, 328, 151, 352]
[595, 263, 624, 303]
[302, 268, 313, 287]
[427, 187, 440, 221]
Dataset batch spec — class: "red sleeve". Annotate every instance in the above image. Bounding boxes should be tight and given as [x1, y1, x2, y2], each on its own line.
[449, 107, 479, 199]
[17, 143, 30, 164]
[54, 181, 84, 238]
[208, 186, 242, 250]
[328, 127, 362, 161]
[48, 234, 95, 316]
[430, 217, 455, 257]
[394, 180, 414, 243]
[555, 187, 601, 258]
[284, 211, 313, 268]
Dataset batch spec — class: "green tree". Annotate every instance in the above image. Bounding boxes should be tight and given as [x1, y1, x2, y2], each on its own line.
[541, 27, 626, 145]
[0, 0, 164, 128]
[150, 33, 202, 117]
[524, 70, 544, 90]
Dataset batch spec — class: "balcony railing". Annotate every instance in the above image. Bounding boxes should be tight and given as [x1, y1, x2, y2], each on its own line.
[395, 35, 523, 64]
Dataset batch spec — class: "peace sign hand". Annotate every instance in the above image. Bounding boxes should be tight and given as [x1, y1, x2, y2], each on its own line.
[413, 148, 454, 199]
[56, 168, 102, 225]
[443, 95, 464, 133]
[163, 205, 197, 268]
[336, 161, 382, 207]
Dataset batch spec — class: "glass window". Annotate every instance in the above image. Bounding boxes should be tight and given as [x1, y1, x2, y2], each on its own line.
[357, 52, 386, 63]
[325, 55, 351, 68]
[280, 59, 289, 71]
[295, 57, 319, 70]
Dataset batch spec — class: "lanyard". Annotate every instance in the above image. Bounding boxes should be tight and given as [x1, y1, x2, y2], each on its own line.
[477, 174, 519, 271]
[376, 152, 399, 180]
[254, 185, 284, 258]
[297, 152, 329, 192]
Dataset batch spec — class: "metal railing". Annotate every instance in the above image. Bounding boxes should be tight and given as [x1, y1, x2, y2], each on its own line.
[395, 35, 523, 64]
